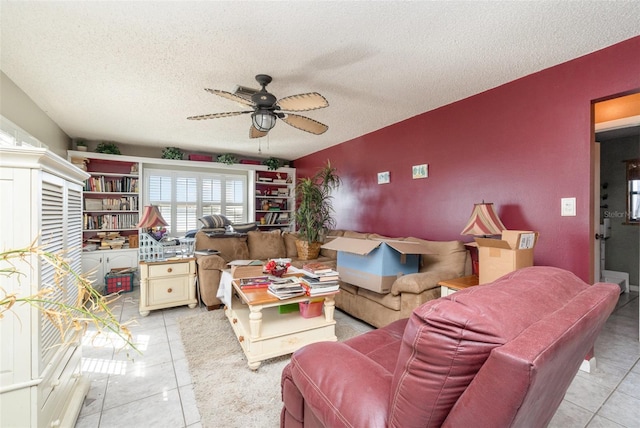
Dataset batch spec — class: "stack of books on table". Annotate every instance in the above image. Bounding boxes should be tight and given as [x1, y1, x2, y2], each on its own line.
[267, 277, 306, 300]
[300, 262, 340, 297]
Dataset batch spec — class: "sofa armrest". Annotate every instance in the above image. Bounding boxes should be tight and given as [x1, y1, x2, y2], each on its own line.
[195, 254, 227, 270]
[195, 254, 228, 307]
[284, 342, 391, 428]
[391, 270, 458, 295]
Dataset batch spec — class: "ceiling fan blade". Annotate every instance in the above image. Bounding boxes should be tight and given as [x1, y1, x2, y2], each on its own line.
[250, 125, 268, 139]
[205, 89, 256, 107]
[281, 113, 328, 135]
[277, 92, 329, 112]
[187, 111, 252, 120]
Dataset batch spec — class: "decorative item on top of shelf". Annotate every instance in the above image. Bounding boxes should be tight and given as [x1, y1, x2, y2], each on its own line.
[95, 141, 121, 155]
[295, 160, 341, 260]
[162, 146, 184, 160]
[75, 139, 88, 151]
[217, 153, 238, 165]
[262, 157, 282, 170]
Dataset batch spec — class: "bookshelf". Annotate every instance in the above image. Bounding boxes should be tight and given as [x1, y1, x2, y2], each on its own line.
[255, 169, 295, 230]
[68, 151, 141, 286]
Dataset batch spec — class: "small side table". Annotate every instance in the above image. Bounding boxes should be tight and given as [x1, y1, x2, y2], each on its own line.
[139, 257, 198, 316]
[438, 275, 479, 297]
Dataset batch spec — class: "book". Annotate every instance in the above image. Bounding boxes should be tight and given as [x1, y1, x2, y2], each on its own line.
[302, 272, 339, 282]
[239, 276, 271, 288]
[228, 259, 263, 266]
[302, 262, 333, 274]
[300, 278, 340, 296]
[267, 280, 306, 300]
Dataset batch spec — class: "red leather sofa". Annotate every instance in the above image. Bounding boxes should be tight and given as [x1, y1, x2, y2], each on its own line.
[280, 266, 619, 427]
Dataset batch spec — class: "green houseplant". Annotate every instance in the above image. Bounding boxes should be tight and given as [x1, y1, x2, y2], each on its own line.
[162, 146, 184, 160]
[217, 153, 238, 165]
[95, 141, 121, 155]
[294, 160, 341, 260]
[262, 157, 282, 170]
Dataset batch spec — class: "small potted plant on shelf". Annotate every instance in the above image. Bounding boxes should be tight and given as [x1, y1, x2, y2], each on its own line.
[294, 160, 341, 260]
[217, 153, 238, 165]
[262, 157, 282, 170]
[95, 141, 121, 155]
[75, 139, 88, 151]
[162, 147, 184, 160]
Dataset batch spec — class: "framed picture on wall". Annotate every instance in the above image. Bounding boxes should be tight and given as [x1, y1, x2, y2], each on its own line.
[412, 164, 428, 179]
[377, 171, 390, 184]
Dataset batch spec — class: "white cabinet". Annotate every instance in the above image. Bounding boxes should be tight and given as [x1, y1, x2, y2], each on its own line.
[82, 248, 139, 288]
[138, 258, 198, 316]
[0, 147, 90, 428]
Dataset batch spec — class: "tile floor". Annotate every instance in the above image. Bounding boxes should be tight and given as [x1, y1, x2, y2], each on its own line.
[75, 288, 640, 428]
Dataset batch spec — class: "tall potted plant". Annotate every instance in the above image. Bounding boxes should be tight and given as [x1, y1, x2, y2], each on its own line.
[294, 160, 341, 260]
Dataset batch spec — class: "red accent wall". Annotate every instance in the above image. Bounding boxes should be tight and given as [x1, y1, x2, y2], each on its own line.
[295, 36, 640, 282]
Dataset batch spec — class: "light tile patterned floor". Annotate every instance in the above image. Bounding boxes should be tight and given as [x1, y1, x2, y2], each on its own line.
[75, 288, 640, 427]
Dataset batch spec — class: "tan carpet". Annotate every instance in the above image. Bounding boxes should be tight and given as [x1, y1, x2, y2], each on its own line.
[178, 309, 362, 428]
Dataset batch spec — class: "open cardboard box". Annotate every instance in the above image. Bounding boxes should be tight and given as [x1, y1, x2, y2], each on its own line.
[475, 230, 539, 284]
[321, 237, 432, 293]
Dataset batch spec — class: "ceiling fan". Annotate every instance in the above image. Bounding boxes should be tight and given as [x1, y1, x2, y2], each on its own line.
[187, 74, 329, 138]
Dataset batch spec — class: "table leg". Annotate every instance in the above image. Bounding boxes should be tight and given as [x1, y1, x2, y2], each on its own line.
[249, 305, 263, 338]
[323, 296, 335, 322]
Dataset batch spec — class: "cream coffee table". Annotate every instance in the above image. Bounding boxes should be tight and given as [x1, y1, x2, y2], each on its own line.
[226, 279, 337, 370]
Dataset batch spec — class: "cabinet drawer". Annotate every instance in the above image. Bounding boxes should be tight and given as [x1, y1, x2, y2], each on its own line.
[148, 262, 190, 277]
[148, 277, 190, 305]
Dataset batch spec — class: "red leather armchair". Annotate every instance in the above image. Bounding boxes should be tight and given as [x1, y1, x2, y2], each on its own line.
[281, 266, 619, 427]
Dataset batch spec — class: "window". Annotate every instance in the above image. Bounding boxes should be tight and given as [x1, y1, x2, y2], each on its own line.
[626, 159, 640, 223]
[145, 168, 248, 235]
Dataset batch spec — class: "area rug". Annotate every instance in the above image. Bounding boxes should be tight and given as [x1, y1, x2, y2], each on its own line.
[178, 309, 361, 428]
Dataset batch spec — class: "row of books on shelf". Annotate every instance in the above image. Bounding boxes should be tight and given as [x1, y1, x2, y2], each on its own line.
[261, 211, 290, 225]
[84, 176, 139, 193]
[84, 196, 139, 211]
[83, 213, 139, 230]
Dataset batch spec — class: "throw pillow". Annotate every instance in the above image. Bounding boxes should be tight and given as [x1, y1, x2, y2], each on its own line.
[198, 214, 230, 229]
[231, 222, 259, 233]
[282, 232, 299, 258]
[247, 230, 286, 260]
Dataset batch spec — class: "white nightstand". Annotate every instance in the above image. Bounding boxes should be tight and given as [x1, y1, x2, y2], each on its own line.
[139, 257, 198, 316]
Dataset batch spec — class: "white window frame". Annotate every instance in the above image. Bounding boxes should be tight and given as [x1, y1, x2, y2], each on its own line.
[144, 167, 248, 236]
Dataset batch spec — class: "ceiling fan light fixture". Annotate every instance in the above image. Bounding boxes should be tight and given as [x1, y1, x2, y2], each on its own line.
[252, 110, 276, 132]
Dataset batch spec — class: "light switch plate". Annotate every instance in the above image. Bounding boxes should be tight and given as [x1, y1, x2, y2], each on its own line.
[561, 197, 576, 216]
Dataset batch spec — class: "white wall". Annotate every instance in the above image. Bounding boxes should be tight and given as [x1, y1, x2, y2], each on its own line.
[0, 71, 70, 157]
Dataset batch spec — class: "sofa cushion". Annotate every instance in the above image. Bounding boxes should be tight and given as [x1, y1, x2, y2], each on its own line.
[404, 237, 467, 276]
[388, 267, 593, 428]
[247, 229, 286, 260]
[198, 214, 231, 229]
[194, 231, 249, 262]
[282, 232, 299, 258]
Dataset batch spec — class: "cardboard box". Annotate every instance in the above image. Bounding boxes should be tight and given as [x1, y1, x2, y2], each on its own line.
[475, 230, 539, 284]
[320, 237, 432, 293]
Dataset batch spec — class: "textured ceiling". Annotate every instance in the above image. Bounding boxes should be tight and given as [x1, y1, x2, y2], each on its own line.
[1, 1, 639, 160]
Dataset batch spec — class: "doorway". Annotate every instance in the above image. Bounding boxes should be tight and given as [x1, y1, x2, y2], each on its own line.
[593, 92, 640, 342]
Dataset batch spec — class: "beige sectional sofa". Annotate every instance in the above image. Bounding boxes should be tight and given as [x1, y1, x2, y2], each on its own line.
[194, 228, 471, 327]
